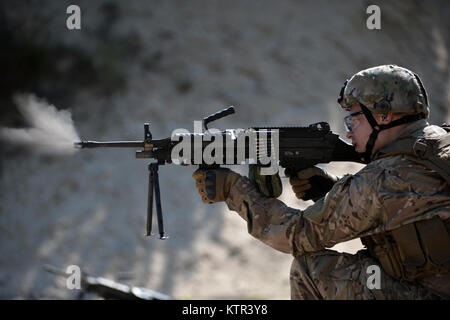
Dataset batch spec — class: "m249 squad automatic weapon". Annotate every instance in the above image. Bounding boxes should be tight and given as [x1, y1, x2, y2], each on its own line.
[74, 106, 362, 239]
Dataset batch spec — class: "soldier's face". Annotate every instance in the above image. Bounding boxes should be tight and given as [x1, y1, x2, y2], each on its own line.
[345, 104, 373, 153]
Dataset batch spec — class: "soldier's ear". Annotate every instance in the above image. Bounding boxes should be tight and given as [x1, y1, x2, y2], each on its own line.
[378, 113, 392, 124]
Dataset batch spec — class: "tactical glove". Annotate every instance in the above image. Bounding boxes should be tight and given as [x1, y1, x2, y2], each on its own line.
[287, 166, 338, 201]
[192, 168, 241, 204]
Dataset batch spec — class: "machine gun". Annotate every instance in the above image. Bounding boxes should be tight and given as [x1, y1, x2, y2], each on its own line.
[44, 265, 171, 300]
[75, 106, 363, 239]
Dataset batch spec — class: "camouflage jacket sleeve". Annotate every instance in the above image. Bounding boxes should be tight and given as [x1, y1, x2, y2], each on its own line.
[225, 154, 450, 256]
[225, 168, 386, 256]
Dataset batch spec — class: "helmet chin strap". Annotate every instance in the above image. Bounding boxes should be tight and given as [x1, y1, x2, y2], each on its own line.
[358, 104, 425, 163]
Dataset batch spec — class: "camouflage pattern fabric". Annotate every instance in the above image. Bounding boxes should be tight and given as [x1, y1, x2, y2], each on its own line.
[225, 120, 450, 299]
[290, 249, 440, 299]
[248, 164, 283, 198]
[338, 65, 429, 117]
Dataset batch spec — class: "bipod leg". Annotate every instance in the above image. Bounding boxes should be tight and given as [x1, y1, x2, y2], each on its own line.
[146, 163, 154, 236]
[151, 163, 168, 240]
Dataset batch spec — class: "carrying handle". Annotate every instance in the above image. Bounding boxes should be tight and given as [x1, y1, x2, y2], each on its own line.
[203, 106, 235, 130]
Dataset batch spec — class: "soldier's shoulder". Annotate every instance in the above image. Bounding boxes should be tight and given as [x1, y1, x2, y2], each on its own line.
[370, 153, 416, 168]
[356, 155, 406, 176]
[357, 153, 445, 194]
[352, 154, 429, 183]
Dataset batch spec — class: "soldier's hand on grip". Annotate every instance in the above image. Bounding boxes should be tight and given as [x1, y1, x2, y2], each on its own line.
[287, 166, 338, 201]
[192, 168, 241, 204]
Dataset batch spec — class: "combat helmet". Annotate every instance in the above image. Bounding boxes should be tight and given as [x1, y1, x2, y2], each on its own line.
[337, 65, 429, 162]
[338, 64, 429, 117]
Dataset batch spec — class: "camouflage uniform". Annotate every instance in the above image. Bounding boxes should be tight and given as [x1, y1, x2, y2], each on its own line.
[225, 119, 450, 299]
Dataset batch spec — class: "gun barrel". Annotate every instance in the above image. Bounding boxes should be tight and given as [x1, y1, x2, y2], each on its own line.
[74, 141, 145, 149]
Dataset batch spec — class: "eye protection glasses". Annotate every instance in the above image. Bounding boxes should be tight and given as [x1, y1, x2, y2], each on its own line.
[344, 111, 364, 132]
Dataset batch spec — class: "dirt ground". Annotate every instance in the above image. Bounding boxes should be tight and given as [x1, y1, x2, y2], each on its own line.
[0, 0, 449, 299]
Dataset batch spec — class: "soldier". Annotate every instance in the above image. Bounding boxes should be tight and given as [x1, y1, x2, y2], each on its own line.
[192, 65, 450, 299]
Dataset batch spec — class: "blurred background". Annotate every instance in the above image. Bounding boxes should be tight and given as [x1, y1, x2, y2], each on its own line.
[0, 0, 448, 299]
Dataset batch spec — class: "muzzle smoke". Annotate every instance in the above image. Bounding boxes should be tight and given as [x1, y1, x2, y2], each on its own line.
[0, 94, 80, 155]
